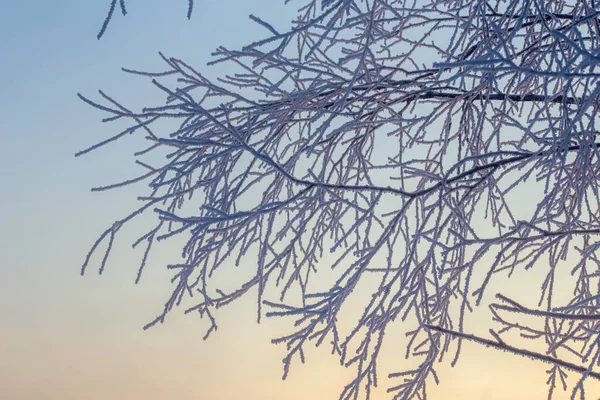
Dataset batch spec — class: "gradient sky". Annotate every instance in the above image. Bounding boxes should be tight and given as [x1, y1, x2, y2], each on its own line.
[2, 1, 600, 399]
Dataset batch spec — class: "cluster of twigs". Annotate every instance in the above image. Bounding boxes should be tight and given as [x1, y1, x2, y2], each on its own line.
[81, 1, 600, 398]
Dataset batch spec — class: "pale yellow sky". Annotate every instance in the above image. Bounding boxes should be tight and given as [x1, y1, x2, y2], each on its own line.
[3, 249, 600, 400]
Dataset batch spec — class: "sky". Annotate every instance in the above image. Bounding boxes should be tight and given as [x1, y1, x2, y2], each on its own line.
[1, 1, 600, 399]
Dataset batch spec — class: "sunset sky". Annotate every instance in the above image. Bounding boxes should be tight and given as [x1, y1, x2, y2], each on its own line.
[2, 1, 600, 399]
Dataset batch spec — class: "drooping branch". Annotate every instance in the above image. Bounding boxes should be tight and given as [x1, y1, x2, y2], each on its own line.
[97, 0, 195, 39]
[493, 294, 600, 321]
[424, 325, 600, 380]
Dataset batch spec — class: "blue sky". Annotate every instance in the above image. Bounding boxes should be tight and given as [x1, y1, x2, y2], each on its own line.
[2, 1, 599, 399]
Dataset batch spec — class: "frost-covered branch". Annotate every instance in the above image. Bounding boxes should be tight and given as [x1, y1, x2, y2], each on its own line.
[80, 1, 600, 399]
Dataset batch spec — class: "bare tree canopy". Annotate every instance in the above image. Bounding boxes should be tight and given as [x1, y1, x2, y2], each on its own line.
[80, 0, 600, 398]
